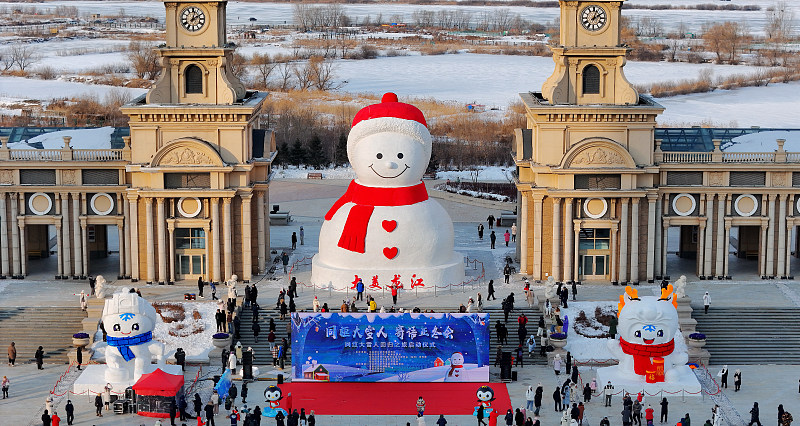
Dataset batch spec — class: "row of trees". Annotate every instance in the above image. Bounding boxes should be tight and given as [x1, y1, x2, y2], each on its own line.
[0, 45, 38, 71]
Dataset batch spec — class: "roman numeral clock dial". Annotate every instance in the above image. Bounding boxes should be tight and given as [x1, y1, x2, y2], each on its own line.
[581, 5, 607, 31]
[180, 6, 206, 32]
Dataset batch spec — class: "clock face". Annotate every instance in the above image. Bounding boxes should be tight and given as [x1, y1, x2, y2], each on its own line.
[581, 5, 607, 31]
[180, 6, 206, 32]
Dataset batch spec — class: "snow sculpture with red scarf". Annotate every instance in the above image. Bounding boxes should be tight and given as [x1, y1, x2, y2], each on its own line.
[311, 93, 464, 291]
[598, 285, 699, 393]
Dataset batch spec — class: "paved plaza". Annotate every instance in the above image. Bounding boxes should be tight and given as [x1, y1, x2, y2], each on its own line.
[1, 179, 799, 425]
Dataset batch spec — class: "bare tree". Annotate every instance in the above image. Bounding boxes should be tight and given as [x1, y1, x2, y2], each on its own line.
[126, 41, 160, 79]
[252, 53, 277, 88]
[293, 60, 314, 90]
[10, 45, 39, 71]
[227, 52, 247, 80]
[307, 56, 340, 90]
[702, 22, 749, 64]
[277, 62, 295, 91]
[0, 49, 14, 71]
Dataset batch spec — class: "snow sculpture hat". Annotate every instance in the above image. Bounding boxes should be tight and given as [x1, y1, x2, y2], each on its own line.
[101, 289, 157, 325]
[348, 92, 432, 160]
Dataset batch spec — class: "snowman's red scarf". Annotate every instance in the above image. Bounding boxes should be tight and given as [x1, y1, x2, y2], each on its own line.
[619, 338, 674, 375]
[325, 181, 428, 253]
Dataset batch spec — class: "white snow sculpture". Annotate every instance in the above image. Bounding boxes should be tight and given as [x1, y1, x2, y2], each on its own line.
[674, 275, 687, 299]
[311, 93, 464, 290]
[227, 275, 238, 299]
[102, 289, 165, 382]
[94, 276, 109, 299]
[544, 276, 557, 300]
[606, 285, 689, 383]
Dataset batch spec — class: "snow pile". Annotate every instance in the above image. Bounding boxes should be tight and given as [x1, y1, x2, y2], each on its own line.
[722, 130, 800, 153]
[272, 165, 357, 179]
[433, 183, 510, 202]
[152, 301, 217, 361]
[435, 166, 514, 182]
[8, 127, 116, 150]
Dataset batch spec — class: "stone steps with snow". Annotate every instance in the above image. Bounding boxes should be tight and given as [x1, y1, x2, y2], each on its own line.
[693, 307, 800, 364]
[0, 306, 87, 363]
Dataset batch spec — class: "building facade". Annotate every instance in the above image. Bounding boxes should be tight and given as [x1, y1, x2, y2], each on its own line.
[514, 0, 800, 283]
[0, 0, 274, 284]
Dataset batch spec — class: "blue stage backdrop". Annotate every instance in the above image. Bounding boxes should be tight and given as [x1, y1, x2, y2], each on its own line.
[291, 313, 490, 382]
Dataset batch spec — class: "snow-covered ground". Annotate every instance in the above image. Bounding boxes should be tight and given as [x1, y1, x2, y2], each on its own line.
[8, 126, 116, 149]
[152, 301, 217, 361]
[0, 75, 145, 103]
[271, 165, 515, 182]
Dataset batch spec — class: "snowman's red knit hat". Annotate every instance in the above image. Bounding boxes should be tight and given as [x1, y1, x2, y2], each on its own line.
[348, 93, 432, 155]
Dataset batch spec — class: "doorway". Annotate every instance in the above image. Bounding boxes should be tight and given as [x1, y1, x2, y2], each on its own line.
[578, 228, 610, 281]
[175, 228, 206, 280]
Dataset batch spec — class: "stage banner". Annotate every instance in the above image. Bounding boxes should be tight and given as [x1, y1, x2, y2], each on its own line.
[291, 312, 490, 382]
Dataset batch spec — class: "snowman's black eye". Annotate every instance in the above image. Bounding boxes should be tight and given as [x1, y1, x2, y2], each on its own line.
[397, 153, 404, 159]
[376, 153, 383, 159]
[634, 330, 641, 338]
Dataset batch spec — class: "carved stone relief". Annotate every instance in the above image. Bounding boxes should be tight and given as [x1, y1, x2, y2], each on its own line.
[160, 147, 216, 166]
[571, 147, 626, 167]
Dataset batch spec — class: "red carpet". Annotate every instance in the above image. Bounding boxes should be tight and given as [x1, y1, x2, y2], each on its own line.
[278, 382, 511, 416]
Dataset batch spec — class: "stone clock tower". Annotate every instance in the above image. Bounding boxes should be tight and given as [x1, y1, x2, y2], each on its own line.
[542, 0, 638, 105]
[513, 0, 664, 286]
[120, 0, 273, 286]
[147, 0, 246, 104]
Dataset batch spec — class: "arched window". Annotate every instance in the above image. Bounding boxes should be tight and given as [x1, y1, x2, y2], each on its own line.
[582, 64, 600, 95]
[185, 65, 203, 94]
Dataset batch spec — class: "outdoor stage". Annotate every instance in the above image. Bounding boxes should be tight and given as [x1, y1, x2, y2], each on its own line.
[280, 382, 511, 416]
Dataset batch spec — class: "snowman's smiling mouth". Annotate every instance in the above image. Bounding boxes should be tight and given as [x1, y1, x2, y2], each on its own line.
[369, 164, 410, 179]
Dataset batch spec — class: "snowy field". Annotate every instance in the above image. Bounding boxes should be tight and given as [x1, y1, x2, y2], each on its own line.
[272, 165, 515, 181]
[5, 0, 798, 35]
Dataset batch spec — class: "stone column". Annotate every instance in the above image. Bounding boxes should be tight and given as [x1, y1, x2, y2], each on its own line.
[551, 197, 561, 282]
[715, 194, 726, 277]
[573, 224, 580, 282]
[0, 193, 8, 277]
[223, 197, 233, 281]
[72, 193, 82, 277]
[80, 218, 88, 278]
[646, 195, 657, 282]
[156, 198, 166, 284]
[117, 220, 125, 279]
[704, 194, 714, 278]
[241, 193, 253, 282]
[631, 197, 640, 283]
[54, 223, 63, 278]
[520, 193, 530, 274]
[128, 195, 140, 281]
[564, 198, 574, 283]
[610, 224, 618, 283]
[619, 198, 629, 283]
[61, 194, 71, 276]
[654, 194, 663, 278]
[533, 195, 544, 279]
[777, 194, 787, 278]
[10, 193, 19, 277]
[145, 197, 155, 284]
[662, 220, 669, 277]
[204, 224, 211, 282]
[18, 219, 25, 276]
[697, 221, 705, 278]
[123, 195, 131, 278]
[766, 194, 776, 277]
[760, 218, 768, 277]
[211, 198, 221, 283]
[167, 222, 175, 284]
[724, 221, 731, 278]
[256, 191, 266, 274]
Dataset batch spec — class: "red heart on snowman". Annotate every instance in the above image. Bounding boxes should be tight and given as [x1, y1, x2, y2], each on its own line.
[383, 247, 398, 259]
[382, 220, 397, 232]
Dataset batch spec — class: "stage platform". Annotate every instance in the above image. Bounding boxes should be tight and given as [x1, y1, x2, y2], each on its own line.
[280, 382, 511, 416]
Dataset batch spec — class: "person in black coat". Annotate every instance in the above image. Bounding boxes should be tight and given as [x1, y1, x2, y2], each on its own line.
[487, 279, 496, 300]
[41, 409, 51, 426]
[515, 408, 525, 426]
[660, 397, 668, 423]
[177, 392, 188, 421]
[504, 409, 513, 426]
[534, 385, 543, 416]
[197, 276, 205, 298]
[583, 383, 592, 403]
[204, 401, 216, 426]
[229, 383, 238, 403]
[35, 346, 44, 370]
[76, 347, 82, 370]
[241, 382, 248, 404]
[94, 394, 103, 417]
[275, 410, 285, 426]
[553, 387, 562, 411]
[571, 281, 578, 301]
[169, 398, 177, 426]
[65, 400, 75, 425]
[571, 365, 579, 385]
[193, 393, 202, 417]
[748, 402, 760, 426]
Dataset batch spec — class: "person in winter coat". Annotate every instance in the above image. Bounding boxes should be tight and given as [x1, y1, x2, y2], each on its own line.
[169, 398, 178, 426]
[582, 383, 591, 403]
[194, 393, 203, 417]
[553, 354, 562, 376]
[683, 413, 692, 426]
[51, 411, 61, 426]
[571, 365, 579, 385]
[8, 342, 16, 366]
[477, 405, 487, 426]
[604, 382, 614, 407]
[490, 231, 497, 249]
[570, 404, 579, 422]
[734, 369, 742, 391]
[356, 278, 365, 301]
[504, 230, 511, 247]
[659, 397, 668, 423]
[553, 387, 562, 412]
[632, 400, 642, 426]
[488, 279, 496, 300]
[781, 411, 793, 426]
[719, 365, 728, 388]
[527, 335, 536, 356]
[94, 394, 103, 417]
[703, 291, 710, 314]
[35, 346, 45, 369]
[621, 406, 632, 426]
[204, 401, 215, 426]
[645, 404, 654, 426]
[533, 383, 543, 416]
[525, 386, 535, 410]
[240, 382, 248, 404]
[515, 408, 525, 426]
[41, 409, 51, 426]
[748, 402, 761, 426]
[504, 409, 513, 426]
[291, 232, 297, 250]
[608, 315, 618, 339]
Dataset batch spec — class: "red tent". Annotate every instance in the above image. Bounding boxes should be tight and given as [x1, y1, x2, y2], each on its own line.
[132, 368, 185, 418]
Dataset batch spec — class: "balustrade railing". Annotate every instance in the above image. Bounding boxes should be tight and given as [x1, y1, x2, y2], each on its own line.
[9, 149, 62, 161]
[73, 149, 125, 161]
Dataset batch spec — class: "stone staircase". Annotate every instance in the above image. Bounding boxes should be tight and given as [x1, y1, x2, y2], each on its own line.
[0, 306, 87, 364]
[236, 303, 291, 367]
[693, 307, 800, 364]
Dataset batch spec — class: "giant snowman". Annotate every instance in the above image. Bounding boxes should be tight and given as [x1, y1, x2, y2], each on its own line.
[312, 93, 464, 291]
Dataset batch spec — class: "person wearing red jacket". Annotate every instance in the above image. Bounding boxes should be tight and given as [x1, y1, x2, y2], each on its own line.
[645, 404, 654, 426]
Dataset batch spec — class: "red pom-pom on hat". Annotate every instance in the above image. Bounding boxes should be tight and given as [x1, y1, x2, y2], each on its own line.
[352, 92, 427, 129]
